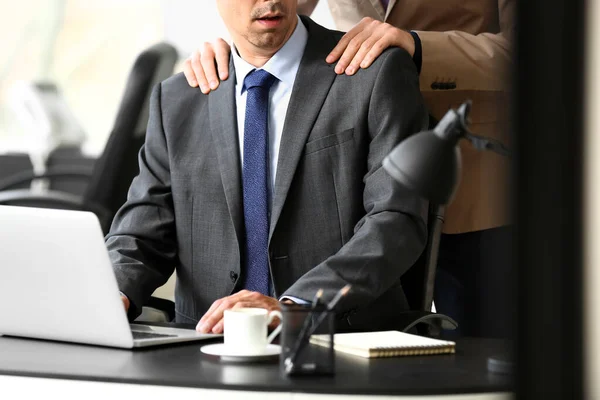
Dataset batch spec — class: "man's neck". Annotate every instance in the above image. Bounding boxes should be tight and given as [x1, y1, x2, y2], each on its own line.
[235, 48, 275, 68]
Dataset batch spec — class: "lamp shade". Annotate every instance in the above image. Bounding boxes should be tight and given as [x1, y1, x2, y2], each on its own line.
[382, 129, 462, 205]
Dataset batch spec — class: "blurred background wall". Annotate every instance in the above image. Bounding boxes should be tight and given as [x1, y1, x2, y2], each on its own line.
[0, 0, 163, 154]
[0, 0, 333, 156]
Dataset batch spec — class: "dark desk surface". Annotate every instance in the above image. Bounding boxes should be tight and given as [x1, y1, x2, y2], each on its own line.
[0, 334, 512, 396]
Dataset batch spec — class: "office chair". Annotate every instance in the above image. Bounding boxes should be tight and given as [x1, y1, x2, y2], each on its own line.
[398, 204, 458, 337]
[0, 153, 34, 190]
[0, 42, 179, 235]
[0, 42, 179, 323]
[43, 146, 95, 195]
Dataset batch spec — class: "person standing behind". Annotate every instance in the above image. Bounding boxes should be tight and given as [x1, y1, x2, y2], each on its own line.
[183, 0, 515, 338]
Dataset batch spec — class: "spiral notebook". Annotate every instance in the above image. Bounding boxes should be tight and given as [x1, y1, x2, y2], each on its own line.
[309, 330, 456, 358]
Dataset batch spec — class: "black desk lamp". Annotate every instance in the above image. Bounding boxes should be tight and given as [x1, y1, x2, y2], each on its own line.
[383, 100, 511, 205]
[383, 100, 513, 374]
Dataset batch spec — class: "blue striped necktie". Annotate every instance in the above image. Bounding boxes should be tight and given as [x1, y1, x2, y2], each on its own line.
[241, 69, 277, 295]
[380, 0, 390, 10]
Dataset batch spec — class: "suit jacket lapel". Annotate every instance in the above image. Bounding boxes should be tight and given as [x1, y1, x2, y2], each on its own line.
[385, 0, 398, 20]
[269, 17, 338, 240]
[208, 58, 244, 245]
[367, 0, 386, 20]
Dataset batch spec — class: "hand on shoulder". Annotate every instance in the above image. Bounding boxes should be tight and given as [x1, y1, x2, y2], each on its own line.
[182, 18, 415, 93]
[182, 38, 231, 94]
[326, 17, 415, 75]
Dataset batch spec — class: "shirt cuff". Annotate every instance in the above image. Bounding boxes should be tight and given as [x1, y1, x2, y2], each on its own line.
[409, 31, 422, 75]
[279, 295, 310, 305]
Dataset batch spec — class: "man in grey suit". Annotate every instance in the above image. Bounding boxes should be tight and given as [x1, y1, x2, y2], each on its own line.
[107, 0, 428, 334]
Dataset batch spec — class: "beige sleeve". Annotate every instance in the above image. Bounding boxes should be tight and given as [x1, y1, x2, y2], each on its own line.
[415, 0, 515, 92]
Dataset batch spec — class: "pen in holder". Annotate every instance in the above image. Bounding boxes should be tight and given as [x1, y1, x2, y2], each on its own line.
[280, 302, 335, 376]
[281, 285, 350, 376]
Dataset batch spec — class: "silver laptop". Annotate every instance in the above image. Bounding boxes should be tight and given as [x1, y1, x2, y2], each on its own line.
[0, 205, 221, 348]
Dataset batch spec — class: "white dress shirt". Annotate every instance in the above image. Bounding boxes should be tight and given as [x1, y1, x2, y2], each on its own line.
[231, 16, 308, 206]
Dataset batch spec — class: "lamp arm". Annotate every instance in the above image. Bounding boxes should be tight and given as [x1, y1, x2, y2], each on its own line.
[448, 100, 512, 158]
[464, 132, 512, 158]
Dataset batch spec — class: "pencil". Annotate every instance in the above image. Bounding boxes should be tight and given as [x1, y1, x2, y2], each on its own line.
[284, 289, 323, 373]
[326, 284, 351, 311]
[284, 285, 351, 373]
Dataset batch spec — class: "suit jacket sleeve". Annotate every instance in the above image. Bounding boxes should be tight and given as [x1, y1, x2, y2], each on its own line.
[415, 0, 515, 92]
[283, 48, 429, 311]
[105, 82, 178, 319]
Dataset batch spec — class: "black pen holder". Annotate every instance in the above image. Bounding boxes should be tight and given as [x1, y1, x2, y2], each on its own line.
[279, 303, 335, 376]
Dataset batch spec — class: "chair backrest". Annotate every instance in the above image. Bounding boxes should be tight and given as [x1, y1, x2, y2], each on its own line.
[401, 204, 445, 312]
[400, 114, 446, 313]
[0, 153, 34, 189]
[46, 146, 96, 196]
[82, 42, 179, 232]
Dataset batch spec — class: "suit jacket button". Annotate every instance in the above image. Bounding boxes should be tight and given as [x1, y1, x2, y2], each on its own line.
[230, 271, 238, 282]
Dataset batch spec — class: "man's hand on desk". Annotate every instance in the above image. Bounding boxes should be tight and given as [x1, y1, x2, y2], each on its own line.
[196, 290, 287, 334]
[121, 294, 130, 312]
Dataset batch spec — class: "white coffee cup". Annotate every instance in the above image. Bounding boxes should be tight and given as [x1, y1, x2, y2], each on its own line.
[223, 308, 282, 355]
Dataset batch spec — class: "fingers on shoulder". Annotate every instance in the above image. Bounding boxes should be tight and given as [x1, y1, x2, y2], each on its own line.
[189, 49, 210, 92]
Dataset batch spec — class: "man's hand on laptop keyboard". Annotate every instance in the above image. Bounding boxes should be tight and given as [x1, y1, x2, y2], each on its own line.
[121, 294, 130, 312]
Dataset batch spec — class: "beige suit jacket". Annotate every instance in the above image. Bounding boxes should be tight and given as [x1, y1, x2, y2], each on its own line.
[325, 0, 515, 233]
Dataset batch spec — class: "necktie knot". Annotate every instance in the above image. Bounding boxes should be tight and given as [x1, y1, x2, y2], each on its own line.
[244, 69, 277, 91]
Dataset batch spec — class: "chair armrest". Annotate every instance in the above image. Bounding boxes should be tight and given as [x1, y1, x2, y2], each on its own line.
[0, 166, 94, 191]
[396, 310, 458, 337]
[0, 189, 110, 220]
[145, 297, 175, 321]
[135, 297, 175, 323]
[0, 189, 85, 209]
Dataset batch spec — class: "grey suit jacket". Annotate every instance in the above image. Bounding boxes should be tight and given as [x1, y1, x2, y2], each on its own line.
[106, 17, 429, 331]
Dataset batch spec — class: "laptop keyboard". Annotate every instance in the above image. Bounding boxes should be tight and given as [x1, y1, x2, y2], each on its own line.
[131, 330, 178, 340]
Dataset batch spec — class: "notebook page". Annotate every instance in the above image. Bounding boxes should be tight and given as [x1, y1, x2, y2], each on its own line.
[311, 330, 455, 352]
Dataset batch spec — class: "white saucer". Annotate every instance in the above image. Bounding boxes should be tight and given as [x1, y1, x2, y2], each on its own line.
[200, 343, 281, 362]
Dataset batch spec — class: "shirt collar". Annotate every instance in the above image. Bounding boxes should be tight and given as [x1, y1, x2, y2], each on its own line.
[232, 15, 308, 95]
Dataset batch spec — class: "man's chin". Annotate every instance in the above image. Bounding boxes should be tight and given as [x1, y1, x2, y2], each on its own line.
[250, 34, 288, 52]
